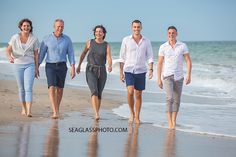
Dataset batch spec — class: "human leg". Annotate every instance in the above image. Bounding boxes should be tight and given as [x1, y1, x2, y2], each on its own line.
[134, 90, 142, 124]
[163, 75, 174, 129]
[56, 87, 63, 109]
[91, 95, 100, 120]
[86, 66, 101, 120]
[127, 86, 135, 123]
[172, 78, 184, 128]
[133, 73, 146, 124]
[14, 64, 27, 115]
[95, 68, 107, 120]
[48, 86, 59, 118]
[124, 72, 136, 123]
[24, 63, 35, 117]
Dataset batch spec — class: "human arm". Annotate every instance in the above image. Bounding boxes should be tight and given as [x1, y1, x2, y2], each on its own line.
[148, 62, 153, 79]
[76, 40, 90, 74]
[157, 56, 164, 89]
[6, 45, 14, 63]
[38, 40, 47, 65]
[119, 38, 126, 82]
[67, 37, 76, 79]
[184, 53, 192, 85]
[119, 62, 125, 82]
[34, 49, 39, 78]
[147, 40, 154, 79]
[106, 44, 112, 73]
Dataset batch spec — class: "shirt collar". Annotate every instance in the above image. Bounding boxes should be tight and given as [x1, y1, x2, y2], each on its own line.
[52, 32, 64, 39]
[166, 40, 181, 47]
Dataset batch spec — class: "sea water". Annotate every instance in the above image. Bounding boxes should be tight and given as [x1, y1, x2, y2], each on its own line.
[1, 41, 236, 137]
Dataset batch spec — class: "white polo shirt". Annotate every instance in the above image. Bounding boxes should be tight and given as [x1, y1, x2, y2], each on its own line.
[158, 41, 189, 80]
[119, 35, 154, 74]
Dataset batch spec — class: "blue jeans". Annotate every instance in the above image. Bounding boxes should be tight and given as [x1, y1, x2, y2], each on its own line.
[14, 63, 35, 102]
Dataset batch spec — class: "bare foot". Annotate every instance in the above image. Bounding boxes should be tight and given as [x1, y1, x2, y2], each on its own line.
[128, 115, 134, 123]
[135, 118, 140, 124]
[27, 114, 32, 117]
[51, 113, 59, 119]
[51, 115, 59, 119]
[21, 110, 26, 116]
[21, 111, 26, 116]
[95, 116, 100, 121]
[95, 113, 100, 121]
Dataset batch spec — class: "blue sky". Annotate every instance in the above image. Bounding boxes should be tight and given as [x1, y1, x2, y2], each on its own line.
[1, 0, 236, 42]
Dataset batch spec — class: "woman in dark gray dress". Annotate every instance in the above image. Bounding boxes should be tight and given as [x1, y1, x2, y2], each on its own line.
[76, 25, 112, 120]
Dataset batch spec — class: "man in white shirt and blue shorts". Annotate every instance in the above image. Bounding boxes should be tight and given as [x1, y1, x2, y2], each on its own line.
[119, 20, 154, 124]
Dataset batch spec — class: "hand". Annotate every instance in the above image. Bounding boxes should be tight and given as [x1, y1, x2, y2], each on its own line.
[76, 66, 81, 74]
[149, 70, 153, 79]
[120, 73, 125, 83]
[158, 79, 163, 89]
[107, 66, 112, 73]
[185, 75, 191, 85]
[35, 68, 39, 79]
[8, 56, 14, 63]
[71, 67, 76, 79]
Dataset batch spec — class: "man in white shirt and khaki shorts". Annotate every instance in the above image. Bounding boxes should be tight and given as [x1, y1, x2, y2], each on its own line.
[157, 26, 192, 129]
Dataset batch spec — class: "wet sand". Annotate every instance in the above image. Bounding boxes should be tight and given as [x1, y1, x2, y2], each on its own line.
[1, 76, 236, 157]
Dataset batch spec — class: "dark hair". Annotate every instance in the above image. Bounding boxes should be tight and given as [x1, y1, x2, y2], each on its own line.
[132, 20, 142, 25]
[93, 25, 107, 39]
[18, 18, 33, 33]
[168, 26, 177, 32]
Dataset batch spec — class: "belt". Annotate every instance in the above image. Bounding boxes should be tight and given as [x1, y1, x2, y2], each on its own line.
[47, 62, 66, 66]
[87, 64, 105, 78]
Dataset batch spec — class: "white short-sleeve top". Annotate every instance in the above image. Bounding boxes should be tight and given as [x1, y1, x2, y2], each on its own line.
[159, 41, 189, 80]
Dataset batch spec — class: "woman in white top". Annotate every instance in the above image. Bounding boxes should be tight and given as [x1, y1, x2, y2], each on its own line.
[6, 18, 39, 117]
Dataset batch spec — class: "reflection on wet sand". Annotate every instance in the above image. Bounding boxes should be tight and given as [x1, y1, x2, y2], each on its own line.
[87, 121, 99, 157]
[164, 130, 176, 157]
[124, 124, 139, 157]
[43, 120, 59, 157]
[17, 123, 31, 157]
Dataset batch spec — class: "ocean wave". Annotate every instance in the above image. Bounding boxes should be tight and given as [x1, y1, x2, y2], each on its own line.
[113, 102, 236, 138]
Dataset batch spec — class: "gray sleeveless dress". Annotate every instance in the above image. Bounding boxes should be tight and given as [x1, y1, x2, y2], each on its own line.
[86, 39, 108, 99]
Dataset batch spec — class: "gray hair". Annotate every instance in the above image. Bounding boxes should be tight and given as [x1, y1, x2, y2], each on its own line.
[54, 19, 64, 24]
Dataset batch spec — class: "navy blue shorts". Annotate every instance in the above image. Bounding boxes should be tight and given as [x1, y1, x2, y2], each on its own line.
[45, 62, 67, 88]
[124, 72, 146, 91]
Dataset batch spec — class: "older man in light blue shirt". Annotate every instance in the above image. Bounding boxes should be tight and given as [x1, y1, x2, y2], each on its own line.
[38, 19, 75, 119]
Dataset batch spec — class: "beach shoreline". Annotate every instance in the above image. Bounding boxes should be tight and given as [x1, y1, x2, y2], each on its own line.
[1, 74, 236, 157]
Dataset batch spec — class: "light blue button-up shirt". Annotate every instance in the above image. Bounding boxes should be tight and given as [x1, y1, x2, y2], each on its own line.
[39, 33, 75, 65]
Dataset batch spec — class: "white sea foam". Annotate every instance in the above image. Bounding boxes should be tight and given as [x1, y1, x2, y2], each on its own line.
[112, 102, 236, 138]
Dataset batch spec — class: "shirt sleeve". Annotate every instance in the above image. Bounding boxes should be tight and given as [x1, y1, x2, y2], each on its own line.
[146, 40, 154, 64]
[183, 43, 189, 54]
[67, 37, 75, 65]
[158, 45, 165, 56]
[33, 38, 40, 51]
[119, 38, 126, 63]
[39, 39, 47, 64]
[8, 35, 16, 46]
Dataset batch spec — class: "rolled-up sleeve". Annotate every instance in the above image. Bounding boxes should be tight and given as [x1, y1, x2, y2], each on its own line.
[67, 38, 75, 65]
[119, 38, 126, 63]
[39, 39, 47, 64]
[147, 40, 154, 63]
